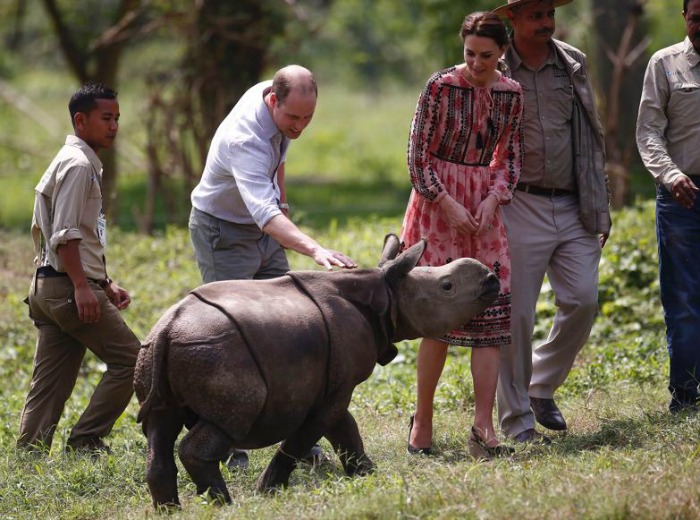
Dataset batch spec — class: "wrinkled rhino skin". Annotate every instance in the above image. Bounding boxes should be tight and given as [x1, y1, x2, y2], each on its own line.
[134, 234, 499, 508]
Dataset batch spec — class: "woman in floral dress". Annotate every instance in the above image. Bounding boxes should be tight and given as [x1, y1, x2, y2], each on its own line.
[402, 11, 523, 458]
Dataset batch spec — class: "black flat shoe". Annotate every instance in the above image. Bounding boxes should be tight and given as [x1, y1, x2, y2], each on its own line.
[407, 414, 432, 455]
[468, 426, 514, 460]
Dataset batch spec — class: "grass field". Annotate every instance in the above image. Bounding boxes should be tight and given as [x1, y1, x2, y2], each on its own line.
[1, 199, 699, 519]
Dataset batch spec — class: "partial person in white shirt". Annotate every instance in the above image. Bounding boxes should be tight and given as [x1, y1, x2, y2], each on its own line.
[636, 0, 700, 413]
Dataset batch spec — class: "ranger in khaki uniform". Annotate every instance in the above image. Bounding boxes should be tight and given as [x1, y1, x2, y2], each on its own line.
[17, 82, 140, 455]
[493, 0, 611, 444]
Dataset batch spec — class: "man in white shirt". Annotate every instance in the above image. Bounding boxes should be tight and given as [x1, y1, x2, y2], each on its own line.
[190, 64, 355, 283]
[189, 65, 356, 467]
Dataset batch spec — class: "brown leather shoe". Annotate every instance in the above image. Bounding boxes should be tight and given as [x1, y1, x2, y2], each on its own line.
[530, 397, 567, 431]
[512, 428, 551, 445]
[468, 426, 514, 460]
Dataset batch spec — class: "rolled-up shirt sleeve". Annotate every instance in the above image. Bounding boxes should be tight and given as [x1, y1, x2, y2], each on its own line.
[229, 137, 283, 229]
[636, 55, 685, 190]
[46, 164, 94, 252]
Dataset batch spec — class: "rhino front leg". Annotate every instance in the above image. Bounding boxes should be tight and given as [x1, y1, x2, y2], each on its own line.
[325, 410, 374, 477]
[178, 419, 233, 505]
[143, 409, 185, 509]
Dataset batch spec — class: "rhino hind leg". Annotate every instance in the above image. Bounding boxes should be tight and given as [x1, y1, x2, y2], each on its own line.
[325, 410, 375, 477]
[178, 419, 233, 505]
[144, 409, 186, 509]
[256, 443, 306, 493]
[256, 424, 327, 493]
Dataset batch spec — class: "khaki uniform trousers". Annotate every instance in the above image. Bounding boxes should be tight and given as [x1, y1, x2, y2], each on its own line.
[497, 191, 601, 437]
[18, 275, 140, 450]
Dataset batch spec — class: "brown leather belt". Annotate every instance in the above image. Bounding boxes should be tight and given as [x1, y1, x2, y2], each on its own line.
[516, 182, 576, 197]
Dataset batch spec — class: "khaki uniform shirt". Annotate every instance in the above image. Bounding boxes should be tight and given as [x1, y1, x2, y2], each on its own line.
[509, 45, 576, 191]
[637, 37, 700, 190]
[31, 135, 108, 281]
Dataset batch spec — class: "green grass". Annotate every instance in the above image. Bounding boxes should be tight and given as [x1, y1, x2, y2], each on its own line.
[2, 200, 698, 519]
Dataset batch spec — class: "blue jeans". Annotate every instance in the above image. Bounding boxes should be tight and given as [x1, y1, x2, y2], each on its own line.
[656, 182, 700, 410]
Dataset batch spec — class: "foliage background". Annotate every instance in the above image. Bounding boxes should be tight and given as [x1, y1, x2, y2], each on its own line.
[0, 0, 687, 232]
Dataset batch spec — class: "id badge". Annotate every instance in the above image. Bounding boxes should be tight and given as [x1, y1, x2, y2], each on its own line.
[97, 213, 108, 247]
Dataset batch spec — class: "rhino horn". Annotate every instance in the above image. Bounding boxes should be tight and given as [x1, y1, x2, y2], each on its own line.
[378, 233, 401, 267]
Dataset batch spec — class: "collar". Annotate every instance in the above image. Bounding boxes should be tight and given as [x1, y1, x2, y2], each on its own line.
[683, 37, 700, 68]
[65, 135, 103, 172]
[256, 81, 286, 142]
[507, 37, 562, 72]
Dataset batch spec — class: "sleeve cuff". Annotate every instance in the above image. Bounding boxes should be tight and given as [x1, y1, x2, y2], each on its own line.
[662, 169, 685, 192]
[48, 228, 83, 252]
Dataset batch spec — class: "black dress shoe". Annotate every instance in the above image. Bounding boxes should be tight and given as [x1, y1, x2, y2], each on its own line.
[512, 428, 551, 445]
[300, 444, 330, 465]
[669, 390, 699, 414]
[225, 448, 250, 470]
[407, 414, 432, 455]
[530, 396, 567, 431]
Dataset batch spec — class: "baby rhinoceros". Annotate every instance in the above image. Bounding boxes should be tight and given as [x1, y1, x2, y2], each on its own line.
[134, 234, 499, 508]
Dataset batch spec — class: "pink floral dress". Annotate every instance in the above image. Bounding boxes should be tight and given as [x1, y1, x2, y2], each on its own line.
[400, 66, 523, 347]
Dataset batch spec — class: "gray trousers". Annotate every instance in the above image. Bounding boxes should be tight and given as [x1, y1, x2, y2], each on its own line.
[18, 276, 140, 450]
[189, 207, 289, 283]
[497, 191, 601, 437]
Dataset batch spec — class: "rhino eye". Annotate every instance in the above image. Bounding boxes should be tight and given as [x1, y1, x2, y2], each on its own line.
[442, 281, 453, 291]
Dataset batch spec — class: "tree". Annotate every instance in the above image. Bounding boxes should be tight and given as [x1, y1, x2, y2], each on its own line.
[40, 0, 147, 216]
[591, 0, 650, 208]
[138, 0, 326, 233]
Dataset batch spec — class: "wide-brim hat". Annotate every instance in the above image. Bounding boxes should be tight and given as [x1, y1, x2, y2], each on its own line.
[493, 0, 574, 19]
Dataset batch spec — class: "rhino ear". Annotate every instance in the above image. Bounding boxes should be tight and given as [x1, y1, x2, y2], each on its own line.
[378, 233, 401, 267]
[382, 238, 426, 280]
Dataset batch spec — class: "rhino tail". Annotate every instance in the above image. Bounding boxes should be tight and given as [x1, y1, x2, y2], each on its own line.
[136, 326, 169, 424]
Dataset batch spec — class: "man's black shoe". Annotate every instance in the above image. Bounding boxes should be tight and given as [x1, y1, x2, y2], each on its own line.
[512, 428, 551, 445]
[225, 448, 250, 471]
[530, 396, 567, 431]
[669, 400, 699, 414]
[300, 444, 330, 465]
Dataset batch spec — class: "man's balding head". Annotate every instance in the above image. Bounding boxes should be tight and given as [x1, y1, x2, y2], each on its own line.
[272, 65, 318, 106]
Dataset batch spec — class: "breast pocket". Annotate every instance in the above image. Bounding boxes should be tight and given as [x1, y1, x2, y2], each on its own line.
[546, 82, 574, 124]
[88, 175, 102, 200]
[668, 82, 700, 119]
